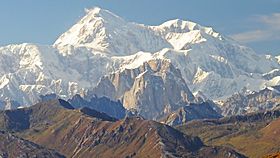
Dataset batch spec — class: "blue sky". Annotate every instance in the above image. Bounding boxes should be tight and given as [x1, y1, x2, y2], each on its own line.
[0, 0, 279, 55]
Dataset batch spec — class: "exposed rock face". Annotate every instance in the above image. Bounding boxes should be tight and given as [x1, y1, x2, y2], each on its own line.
[92, 59, 195, 119]
[161, 102, 222, 126]
[68, 94, 126, 119]
[220, 85, 280, 116]
[0, 130, 64, 158]
[0, 99, 245, 158]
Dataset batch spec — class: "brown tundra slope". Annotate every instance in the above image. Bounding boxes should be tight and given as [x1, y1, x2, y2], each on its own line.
[264, 152, 280, 158]
[177, 109, 280, 158]
[0, 99, 246, 158]
[0, 130, 64, 158]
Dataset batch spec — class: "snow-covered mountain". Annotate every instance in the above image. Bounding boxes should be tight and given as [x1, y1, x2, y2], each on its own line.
[0, 7, 279, 110]
[0, 44, 94, 105]
[54, 7, 170, 55]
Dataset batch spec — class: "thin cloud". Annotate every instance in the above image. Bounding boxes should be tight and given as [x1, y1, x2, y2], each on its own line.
[258, 13, 280, 27]
[230, 13, 280, 43]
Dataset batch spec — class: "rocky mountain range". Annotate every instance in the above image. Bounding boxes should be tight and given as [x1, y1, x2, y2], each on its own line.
[68, 94, 126, 119]
[1, 95, 280, 157]
[0, 99, 246, 158]
[219, 85, 280, 116]
[161, 101, 222, 126]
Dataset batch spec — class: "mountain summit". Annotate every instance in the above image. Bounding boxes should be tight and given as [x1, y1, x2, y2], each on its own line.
[54, 7, 170, 55]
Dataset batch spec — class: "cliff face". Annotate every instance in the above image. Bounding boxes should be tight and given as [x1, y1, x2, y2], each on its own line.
[92, 59, 195, 119]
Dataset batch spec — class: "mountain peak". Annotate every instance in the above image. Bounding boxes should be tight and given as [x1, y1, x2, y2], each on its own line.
[54, 7, 170, 55]
[85, 7, 102, 14]
[53, 7, 222, 55]
[83, 7, 125, 23]
[155, 18, 222, 40]
[53, 7, 126, 52]
[159, 19, 200, 31]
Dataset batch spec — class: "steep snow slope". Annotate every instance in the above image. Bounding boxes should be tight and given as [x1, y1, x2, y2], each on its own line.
[54, 8, 170, 55]
[0, 44, 94, 105]
[0, 7, 279, 108]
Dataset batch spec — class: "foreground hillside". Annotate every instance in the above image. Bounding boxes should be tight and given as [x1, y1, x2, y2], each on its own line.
[0, 99, 245, 158]
[177, 109, 280, 157]
[0, 130, 64, 158]
[264, 153, 280, 158]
